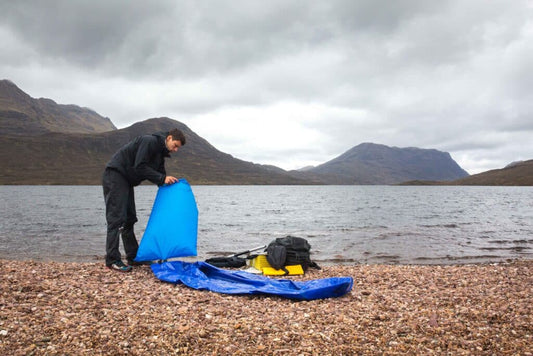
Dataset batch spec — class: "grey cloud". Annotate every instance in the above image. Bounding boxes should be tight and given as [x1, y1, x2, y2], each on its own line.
[1, 0, 531, 173]
[1, 1, 178, 73]
[0, 0, 453, 79]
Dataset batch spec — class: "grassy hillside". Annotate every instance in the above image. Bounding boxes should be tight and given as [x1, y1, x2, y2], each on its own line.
[447, 160, 533, 186]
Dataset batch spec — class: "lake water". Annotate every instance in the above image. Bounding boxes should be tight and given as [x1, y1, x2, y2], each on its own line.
[1, 185, 532, 265]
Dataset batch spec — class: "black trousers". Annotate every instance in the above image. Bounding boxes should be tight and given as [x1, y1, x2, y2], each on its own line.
[102, 168, 139, 266]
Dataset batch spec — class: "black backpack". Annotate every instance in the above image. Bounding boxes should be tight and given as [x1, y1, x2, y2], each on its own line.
[266, 236, 320, 273]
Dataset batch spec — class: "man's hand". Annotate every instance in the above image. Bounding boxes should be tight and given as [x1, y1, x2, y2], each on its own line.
[164, 176, 179, 185]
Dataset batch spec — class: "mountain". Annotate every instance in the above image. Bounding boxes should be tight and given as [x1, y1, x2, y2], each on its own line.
[0, 79, 116, 135]
[297, 143, 469, 184]
[8, 79, 528, 186]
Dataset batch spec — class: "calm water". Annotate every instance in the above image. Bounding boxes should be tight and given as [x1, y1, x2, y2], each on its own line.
[1, 185, 532, 265]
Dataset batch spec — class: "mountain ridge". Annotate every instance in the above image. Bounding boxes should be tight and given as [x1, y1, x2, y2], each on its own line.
[1, 79, 530, 185]
[0, 79, 116, 135]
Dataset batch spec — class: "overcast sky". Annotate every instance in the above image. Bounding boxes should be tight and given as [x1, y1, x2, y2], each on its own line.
[1, 0, 532, 174]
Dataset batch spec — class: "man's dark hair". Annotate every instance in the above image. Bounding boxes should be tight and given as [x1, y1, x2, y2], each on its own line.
[168, 128, 186, 145]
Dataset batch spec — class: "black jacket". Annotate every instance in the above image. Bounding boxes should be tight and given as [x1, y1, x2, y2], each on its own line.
[106, 132, 170, 186]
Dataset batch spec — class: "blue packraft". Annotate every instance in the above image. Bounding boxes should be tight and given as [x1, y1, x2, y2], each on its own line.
[152, 260, 353, 301]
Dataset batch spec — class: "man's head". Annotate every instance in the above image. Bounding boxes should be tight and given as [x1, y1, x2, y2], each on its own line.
[165, 128, 186, 152]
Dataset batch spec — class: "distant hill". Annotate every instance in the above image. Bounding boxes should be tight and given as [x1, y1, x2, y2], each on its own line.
[295, 143, 469, 184]
[0, 79, 116, 135]
[445, 160, 533, 186]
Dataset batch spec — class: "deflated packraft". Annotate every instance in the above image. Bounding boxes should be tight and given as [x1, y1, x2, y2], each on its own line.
[151, 260, 353, 301]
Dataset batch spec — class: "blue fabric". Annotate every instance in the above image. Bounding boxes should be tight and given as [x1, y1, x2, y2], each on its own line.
[135, 179, 198, 262]
[151, 261, 354, 300]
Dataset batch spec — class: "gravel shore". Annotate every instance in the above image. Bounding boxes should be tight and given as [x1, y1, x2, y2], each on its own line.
[1, 259, 532, 355]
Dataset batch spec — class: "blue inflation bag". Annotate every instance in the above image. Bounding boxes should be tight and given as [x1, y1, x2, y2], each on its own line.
[134, 179, 198, 262]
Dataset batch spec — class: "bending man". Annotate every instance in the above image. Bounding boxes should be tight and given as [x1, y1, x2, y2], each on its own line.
[102, 128, 186, 272]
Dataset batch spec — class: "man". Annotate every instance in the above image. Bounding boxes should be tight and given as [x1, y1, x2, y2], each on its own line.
[102, 128, 186, 272]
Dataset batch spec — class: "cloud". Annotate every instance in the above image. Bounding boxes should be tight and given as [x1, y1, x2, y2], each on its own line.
[1, 0, 532, 174]
[1, 1, 173, 71]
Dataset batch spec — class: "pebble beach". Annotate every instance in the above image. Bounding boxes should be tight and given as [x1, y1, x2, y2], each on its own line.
[1, 259, 532, 355]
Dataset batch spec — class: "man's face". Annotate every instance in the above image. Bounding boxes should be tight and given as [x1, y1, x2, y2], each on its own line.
[165, 137, 182, 152]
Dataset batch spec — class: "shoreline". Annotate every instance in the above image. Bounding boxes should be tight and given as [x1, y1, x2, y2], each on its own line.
[1, 254, 530, 267]
[1, 259, 532, 354]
